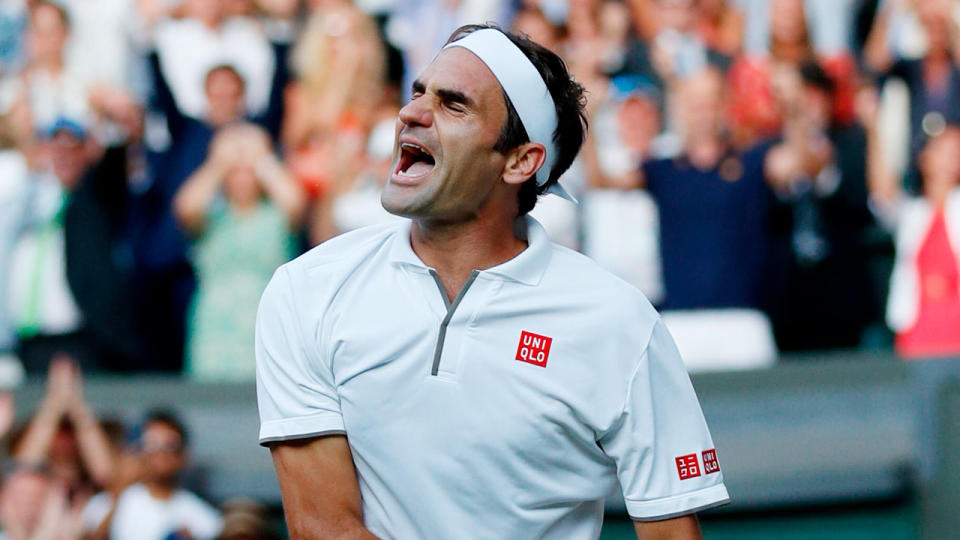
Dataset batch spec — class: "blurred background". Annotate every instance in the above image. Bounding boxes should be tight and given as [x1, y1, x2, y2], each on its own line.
[0, 0, 958, 538]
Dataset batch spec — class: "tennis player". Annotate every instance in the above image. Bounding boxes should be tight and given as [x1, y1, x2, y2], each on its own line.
[256, 24, 729, 539]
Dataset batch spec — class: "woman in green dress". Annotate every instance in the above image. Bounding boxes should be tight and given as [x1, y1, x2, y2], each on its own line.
[174, 123, 306, 381]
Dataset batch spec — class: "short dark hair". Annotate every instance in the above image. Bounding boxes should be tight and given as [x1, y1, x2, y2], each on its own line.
[143, 409, 189, 448]
[444, 24, 588, 216]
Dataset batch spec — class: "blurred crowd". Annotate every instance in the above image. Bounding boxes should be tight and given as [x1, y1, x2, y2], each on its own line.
[0, 0, 959, 537]
[0, 359, 275, 539]
[1, 0, 960, 389]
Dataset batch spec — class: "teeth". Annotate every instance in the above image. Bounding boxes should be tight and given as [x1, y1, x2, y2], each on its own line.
[401, 142, 430, 156]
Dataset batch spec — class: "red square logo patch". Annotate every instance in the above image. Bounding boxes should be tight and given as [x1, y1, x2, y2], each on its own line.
[702, 449, 720, 474]
[515, 331, 552, 367]
[675, 453, 701, 480]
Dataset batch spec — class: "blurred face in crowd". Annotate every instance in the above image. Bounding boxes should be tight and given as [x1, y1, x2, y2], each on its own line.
[382, 47, 512, 222]
[919, 127, 960, 195]
[679, 68, 725, 142]
[47, 129, 89, 190]
[141, 421, 186, 487]
[224, 163, 262, 210]
[598, 1, 632, 43]
[27, 2, 68, 67]
[618, 94, 661, 156]
[0, 469, 51, 535]
[205, 66, 245, 127]
[184, 0, 223, 27]
[769, 0, 807, 46]
[917, 0, 953, 56]
[657, 0, 696, 33]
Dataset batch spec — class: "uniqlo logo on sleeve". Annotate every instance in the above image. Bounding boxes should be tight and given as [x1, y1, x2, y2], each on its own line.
[702, 449, 720, 474]
[515, 331, 552, 367]
[675, 454, 701, 480]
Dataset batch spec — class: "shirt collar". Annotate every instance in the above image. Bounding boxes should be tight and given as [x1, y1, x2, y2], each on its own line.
[388, 216, 552, 286]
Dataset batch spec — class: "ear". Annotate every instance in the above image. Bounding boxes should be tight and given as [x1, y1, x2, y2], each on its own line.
[502, 142, 547, 186]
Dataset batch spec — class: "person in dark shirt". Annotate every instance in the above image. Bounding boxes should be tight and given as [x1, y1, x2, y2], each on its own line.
[764, 62, 878, 350]
[641, 67, 781, 312]
[865, 0, 960, 190]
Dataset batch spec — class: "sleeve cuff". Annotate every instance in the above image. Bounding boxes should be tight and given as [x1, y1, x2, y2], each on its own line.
[625, 483, 730, 521]
[258, 412, 345, 446]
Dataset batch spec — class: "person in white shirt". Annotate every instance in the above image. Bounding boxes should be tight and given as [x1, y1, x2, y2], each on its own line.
[81, 410, 222, 540]
[257, 24, 728, 539]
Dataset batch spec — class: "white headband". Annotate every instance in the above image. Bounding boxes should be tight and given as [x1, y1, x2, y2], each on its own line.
[443, 29, 575, 202]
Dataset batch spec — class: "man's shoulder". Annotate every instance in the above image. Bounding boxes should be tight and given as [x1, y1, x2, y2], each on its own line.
[282, 221, 406, 278]
[545, 242, 658, 321]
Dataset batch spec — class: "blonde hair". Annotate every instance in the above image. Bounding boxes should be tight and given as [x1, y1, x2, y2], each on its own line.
[290, 6, 386, 109]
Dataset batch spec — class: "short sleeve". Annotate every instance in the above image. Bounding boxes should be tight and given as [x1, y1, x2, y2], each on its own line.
[256, 265, 345, 445]
[599, 319, 729, 520]
[80, 492, 113, 532]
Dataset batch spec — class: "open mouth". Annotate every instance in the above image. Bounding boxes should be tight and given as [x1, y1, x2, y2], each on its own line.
[396, 142, 436, 177]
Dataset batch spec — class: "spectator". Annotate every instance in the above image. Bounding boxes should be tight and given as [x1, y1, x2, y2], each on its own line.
[641, 67, 781, 312]
[7, 119, 140, 372]
[580, 76, 667, 303]
[81, 410, 223, 540]
[150, 0, 276, 121]
[10, 357, 116, 498]
[283, 1, 386, 242]
[859, 86, 960, 359]
[0, 463, 83, 540]
[3, 1, 90, 135]
[727, 0, 857, 148]
[765, 62, 877, 350]
[0, 122, 31, 360]
[326, 113, 403, 236]
[865, 0, 960, 190]
[697, 0, 744, 58]
[133, 37, 289, 372]
[174, 123, 305, 382]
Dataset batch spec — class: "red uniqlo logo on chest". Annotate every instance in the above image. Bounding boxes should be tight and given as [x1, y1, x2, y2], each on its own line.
[675, 454, 701, 480]
[515, 331, 552, 367]
[702, 449, 720, 474]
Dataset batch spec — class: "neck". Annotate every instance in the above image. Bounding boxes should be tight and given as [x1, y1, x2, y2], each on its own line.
[144, 481, 176, 500]
[32, 58, 63, 76]
[411, 212, 526, 302]
[685, 134, 724, 169]
[926, 179, 954, 208]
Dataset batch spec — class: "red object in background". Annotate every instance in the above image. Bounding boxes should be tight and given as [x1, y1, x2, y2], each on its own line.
[821, 54, 857, 126]
[676, 453, 701, 480]
[726, 53, 858, 148]
[896, 210, 960, 358]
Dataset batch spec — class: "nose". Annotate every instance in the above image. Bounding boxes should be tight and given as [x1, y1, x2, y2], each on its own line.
[398, 94, 433, 128]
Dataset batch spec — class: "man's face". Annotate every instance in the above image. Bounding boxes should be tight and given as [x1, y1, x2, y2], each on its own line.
[47, 130, 88, 190]
[205, 68, 245, 127]
[140, 421, 185, 486]
[680, 69, 724, 140]
[381, 47, 511, 223]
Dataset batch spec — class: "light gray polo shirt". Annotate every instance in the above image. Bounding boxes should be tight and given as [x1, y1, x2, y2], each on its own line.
[256, 217, 729, 539]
